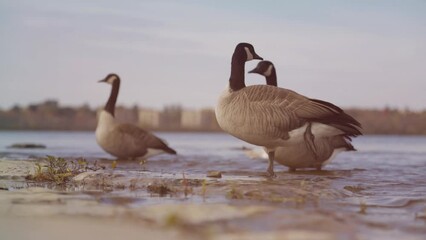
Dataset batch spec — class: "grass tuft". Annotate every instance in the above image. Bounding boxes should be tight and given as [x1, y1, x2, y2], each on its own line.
[226, 186, 244, 199]
[147, 183, 173, 196]
[26, 155, 97, 185]
[358, 199, 367, 214]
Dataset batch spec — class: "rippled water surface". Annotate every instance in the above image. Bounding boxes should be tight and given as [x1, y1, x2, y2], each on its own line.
[1, 131, 425, 238]
[1, 131, 425, 173]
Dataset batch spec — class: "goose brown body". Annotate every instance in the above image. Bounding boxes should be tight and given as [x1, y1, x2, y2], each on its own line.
[249, 61, 358, 171]
[217, 84, 360, 148]
[95, 73, 176, 159]
[216, 43, 361, 176]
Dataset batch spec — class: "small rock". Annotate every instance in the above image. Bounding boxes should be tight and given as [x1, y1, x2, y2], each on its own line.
[8, 143, 46, 149]
[207, 171, 222, 178]
[415, 209, 426, 219]
[147, 183, 172, 196]
[344, 185, 366, 193]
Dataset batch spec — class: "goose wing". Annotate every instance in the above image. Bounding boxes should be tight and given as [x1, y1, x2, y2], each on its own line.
[242, 85, 338, 117]
[115, 124, 176, 154]
[240, 85, 361, 136]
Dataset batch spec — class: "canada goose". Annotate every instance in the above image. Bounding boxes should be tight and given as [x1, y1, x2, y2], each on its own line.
[216, 43, 361, 177]
[249, 61, 356, 171]
[96, 73, 177, 159]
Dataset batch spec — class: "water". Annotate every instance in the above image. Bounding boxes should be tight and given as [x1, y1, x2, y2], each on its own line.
[1, 131, 426, 238]
[1, 131, 425, 205]
[1, 131, 425, 172]
[0, 131, 241, 160]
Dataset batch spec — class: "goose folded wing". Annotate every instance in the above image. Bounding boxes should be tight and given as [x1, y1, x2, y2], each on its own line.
[115, 124, 171, 150]
[242, 85, 340, 118]
[239, 85, 312, 136]
[241, 85, 361, 136]
[278, 91, 362, 135]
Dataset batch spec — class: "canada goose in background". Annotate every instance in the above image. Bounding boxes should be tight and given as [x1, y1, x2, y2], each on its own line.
[249, 61, 356, 171]
[216, 43, 361, 177]
[96, 73, 177, 159]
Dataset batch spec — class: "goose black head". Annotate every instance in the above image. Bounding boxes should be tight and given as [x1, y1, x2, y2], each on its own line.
[98, 73, 120, 85]
[248, 61, 274, 77]
[233, 43, 263, 62]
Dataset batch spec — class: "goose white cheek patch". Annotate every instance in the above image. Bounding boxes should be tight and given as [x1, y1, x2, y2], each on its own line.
[244, 47, 254, 60]
[107, 76, 117, 84]
[263, 65, 273, 77]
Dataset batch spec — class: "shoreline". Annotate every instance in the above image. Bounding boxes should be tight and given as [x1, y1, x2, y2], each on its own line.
[0, 158, 425, 240]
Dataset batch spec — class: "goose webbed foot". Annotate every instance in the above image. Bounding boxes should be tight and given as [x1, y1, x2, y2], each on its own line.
[267, 165, 276, 178]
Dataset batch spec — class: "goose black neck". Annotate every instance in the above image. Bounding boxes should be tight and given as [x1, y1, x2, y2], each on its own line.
[104, 80, 120, 116]
[266, 68, 277, 87]
[229, 54, 246, 91]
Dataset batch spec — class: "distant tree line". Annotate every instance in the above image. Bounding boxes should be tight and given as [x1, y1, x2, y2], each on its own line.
[1, 100, 97, 131]
[1, 100, 425, 135]
[346, 107, 426, 135]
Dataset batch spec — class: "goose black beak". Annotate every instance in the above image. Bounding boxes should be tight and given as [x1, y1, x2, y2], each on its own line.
[253, 53, 263, 60]
[248, 68, 260, 74]
[98, 79, 107, 83]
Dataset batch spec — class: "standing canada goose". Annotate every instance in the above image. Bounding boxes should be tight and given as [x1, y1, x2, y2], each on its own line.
[216, 43, 361, 177]
[96, 73, 177, 159]
[249, 61, 356, 171]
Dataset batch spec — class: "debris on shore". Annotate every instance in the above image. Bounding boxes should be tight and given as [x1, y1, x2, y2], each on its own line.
[8, 143, 46, 149]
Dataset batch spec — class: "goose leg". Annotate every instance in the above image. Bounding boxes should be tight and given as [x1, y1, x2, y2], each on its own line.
[267, 151, 277, 178]
[304, 122, 319, 161]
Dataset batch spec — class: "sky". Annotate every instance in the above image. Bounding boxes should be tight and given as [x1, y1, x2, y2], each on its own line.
[1, 0, 425, 110]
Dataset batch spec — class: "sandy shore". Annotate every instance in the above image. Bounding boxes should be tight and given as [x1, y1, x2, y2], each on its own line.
[0, 159, 425, 240]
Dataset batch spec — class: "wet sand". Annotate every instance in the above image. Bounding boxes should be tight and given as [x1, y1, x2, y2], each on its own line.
[1, 157, 425, 240]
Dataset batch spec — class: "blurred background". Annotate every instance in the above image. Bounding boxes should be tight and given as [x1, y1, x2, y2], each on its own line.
[1, 0, 425, 134]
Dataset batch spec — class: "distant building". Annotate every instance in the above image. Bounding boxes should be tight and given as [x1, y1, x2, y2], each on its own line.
[199, 108, 219, 129]
[27, 100, 59, 112]
[115, 106, 138, 124]
[181, 108, 219, 130]
[160, 105, 182, 129]
[139, 108, 160, 129]
[181, 110, 202, 129]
